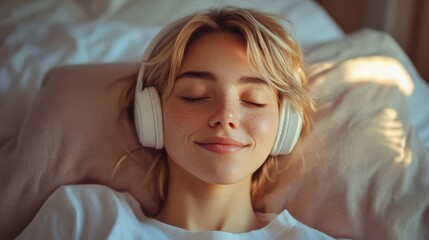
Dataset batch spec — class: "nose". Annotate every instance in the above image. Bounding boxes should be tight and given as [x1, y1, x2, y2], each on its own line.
[208, 98, 240, 129]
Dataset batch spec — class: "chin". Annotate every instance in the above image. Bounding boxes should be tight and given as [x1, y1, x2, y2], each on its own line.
[196, 165, 253, 186]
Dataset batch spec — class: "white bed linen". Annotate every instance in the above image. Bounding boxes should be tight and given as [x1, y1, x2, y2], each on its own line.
[306, 29, 429, 149]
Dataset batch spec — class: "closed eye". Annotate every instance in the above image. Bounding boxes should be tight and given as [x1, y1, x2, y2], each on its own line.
[241, 100, 267, 108]
[181, 97, 209, 102]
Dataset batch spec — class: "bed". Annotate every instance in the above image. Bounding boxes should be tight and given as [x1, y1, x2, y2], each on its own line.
[1, 0, 429, 239]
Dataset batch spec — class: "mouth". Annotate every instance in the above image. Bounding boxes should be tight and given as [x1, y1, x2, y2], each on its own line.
[195, 137, 248, 154]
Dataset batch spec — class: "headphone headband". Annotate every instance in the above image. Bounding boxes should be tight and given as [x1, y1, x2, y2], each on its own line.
[136, 20, 182, 93]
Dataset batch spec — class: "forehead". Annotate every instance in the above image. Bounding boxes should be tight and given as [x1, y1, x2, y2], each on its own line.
[179, 32, 257, 77]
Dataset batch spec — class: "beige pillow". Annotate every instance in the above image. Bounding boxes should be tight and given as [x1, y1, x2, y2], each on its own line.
[0, 63, 156, 239]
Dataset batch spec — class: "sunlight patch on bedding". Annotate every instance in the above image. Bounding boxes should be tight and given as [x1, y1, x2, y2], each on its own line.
[376, 108, 412, 167]
[342, 57, 414, 96]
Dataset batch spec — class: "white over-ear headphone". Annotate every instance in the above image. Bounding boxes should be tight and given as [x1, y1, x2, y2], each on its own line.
[134, 22, 303, 155]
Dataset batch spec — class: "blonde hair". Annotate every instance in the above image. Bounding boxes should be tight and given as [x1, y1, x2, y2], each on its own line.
[135, 6, 313, 213]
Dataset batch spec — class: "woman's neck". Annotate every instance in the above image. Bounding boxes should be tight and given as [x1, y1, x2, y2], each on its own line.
[155, 161, 263, 233]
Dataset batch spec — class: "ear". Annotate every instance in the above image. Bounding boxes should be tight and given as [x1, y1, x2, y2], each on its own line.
[134, 86, 164, 149]
[270, 99, 303, 156]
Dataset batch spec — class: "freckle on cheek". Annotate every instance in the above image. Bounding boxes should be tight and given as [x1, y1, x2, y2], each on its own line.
[168, 107, 200, 135]
[249, 113, 278, 141]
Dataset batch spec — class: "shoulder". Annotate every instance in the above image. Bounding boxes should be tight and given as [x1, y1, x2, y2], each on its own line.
[52, 184, 137, 203]
[17, 184, 147, 239]
[33, 184, 145, 221]
[54, 184, 130, 198]
[49, 184, 144, 217]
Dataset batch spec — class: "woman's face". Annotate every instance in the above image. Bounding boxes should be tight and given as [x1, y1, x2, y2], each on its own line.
[163, 32, 279, 185]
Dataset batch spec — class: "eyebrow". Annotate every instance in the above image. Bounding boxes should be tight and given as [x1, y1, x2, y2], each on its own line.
[175, 71, 268, 85]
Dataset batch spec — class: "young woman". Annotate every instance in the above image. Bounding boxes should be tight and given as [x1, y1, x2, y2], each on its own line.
[17, 6, 337, 239]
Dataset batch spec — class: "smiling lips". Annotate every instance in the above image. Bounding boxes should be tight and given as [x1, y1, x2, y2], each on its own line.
[195, 137, 247, 154]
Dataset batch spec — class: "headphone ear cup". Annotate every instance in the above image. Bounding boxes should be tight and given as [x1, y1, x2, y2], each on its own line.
[271, 100, 303, 156]
[134, 87, 164, 149]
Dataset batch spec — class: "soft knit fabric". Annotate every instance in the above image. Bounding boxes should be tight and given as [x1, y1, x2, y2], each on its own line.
[17, 184, 338, 240]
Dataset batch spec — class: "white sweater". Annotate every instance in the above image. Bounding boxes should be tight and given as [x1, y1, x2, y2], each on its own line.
[17, 184, 338, 240]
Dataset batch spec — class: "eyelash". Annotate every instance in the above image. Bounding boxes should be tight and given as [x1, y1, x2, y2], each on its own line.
[181, 97, 266, 108]
[242, 101, 267, 108]
[181, 97, 209, 102]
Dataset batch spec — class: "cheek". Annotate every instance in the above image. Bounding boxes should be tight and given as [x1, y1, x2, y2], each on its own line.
[163, 102, 203, 140]
[246, 110, 279, 145]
